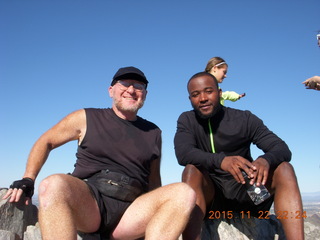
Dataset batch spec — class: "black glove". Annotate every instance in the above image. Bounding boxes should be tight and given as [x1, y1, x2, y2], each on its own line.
[10, 178, 35, 198]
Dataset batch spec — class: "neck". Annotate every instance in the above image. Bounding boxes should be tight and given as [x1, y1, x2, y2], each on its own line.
[112, 106, 137, 121]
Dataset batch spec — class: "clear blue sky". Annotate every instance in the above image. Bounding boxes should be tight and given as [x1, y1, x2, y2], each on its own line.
[1, 0, 319, 194]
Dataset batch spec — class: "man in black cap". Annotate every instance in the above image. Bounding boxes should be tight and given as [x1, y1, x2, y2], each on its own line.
[3, 66, 196, 240]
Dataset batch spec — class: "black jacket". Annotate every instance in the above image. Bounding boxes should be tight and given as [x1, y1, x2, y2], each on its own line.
[174, 106, 291, 172]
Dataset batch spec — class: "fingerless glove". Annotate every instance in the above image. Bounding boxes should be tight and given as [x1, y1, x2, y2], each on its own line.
[10, 178, 35, 198]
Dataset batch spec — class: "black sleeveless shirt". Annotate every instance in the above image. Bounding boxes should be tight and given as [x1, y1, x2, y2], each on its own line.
[72, 108, 161, 191]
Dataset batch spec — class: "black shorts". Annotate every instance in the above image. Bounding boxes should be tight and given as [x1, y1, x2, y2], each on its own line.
[79, 180, 131, 240]
[208, 172, 274, 217]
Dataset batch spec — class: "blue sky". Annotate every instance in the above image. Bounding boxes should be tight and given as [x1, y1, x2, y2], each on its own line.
[1, 0, 319, 195]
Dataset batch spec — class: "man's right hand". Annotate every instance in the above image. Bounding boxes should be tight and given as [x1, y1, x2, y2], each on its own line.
[220, 156, 256, 184]
[2, 178, 34, 205]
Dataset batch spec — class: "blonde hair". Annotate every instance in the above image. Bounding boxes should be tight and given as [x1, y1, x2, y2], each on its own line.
[205, 57, 228, 72]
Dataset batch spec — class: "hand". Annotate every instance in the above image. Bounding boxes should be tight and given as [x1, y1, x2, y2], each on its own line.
[251, 158, 270, 186]
[239, 93, 246, 98]
[302, 76, 320, 91]
[221, 156, 256, 184]
[2, 178, 34, 205]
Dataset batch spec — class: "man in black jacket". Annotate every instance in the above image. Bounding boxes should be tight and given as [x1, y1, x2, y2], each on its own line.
[174, 72, 304, 240]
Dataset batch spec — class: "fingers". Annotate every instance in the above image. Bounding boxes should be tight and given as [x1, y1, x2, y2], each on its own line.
[221, 156, 256, 184]
[254, 168, 263, 186]
[2, 188, 24, 203]
[2, 189, 12, 200]
[252, 158, 269, 186]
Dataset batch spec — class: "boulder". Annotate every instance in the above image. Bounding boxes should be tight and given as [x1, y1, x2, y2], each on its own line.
[23, 224, 42, 240]
[304, 214, 320, 240]
[201, 213, 286, 240]
[0, 188, 38, 240]
[0, 230, 17, 240]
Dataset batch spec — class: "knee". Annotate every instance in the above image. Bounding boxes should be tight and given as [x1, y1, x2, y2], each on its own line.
[171, 183, 196, 211]
[274, 162, 296, 178]
[38, 174, 70, 206]
[273, 162, 298, 186]
[182, 164, 203, 185]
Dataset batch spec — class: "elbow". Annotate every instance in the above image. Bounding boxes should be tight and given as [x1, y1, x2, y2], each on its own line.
[285, 149, 292, 162]
[176, 153, 188, 167]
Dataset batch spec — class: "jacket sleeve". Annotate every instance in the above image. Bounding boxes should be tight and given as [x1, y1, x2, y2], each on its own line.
[221, 91, 240, 102]
[248, 112, 292, 168]
[174, 113, 225, 171]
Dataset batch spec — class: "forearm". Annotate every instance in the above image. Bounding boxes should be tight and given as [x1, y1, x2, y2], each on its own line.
[23, 136, 54, 181]
[249, 113, 291, 168]
[258, 141, 291, 168]
[175, 144, 225, 171]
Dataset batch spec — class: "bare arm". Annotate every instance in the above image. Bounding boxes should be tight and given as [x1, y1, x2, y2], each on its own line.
[3, 109, 87, 204]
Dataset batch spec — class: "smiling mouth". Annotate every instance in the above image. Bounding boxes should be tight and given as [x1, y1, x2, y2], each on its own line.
[199, 104, 211, 110]
[124, 96, 137, 101]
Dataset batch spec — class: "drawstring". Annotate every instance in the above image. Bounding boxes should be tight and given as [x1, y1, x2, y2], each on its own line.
[208, 118, 215, 153]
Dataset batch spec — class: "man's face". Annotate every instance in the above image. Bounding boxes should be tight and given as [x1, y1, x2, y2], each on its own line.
[188, 75, 221, 119]
[109, 79, 147, 114]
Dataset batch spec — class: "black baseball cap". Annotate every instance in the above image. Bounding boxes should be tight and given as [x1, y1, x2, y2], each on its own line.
[111, 66, 148, 88]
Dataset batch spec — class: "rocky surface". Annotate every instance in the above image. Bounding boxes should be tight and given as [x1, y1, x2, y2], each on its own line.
[0, 188, 38, 240]
[202, 214, 285, 239]
[1, 188, 319, 240]
[202, 212, 320, 240]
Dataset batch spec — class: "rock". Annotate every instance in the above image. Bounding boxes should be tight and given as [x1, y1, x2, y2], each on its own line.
[23, 223, 42, 240]
[201, 213, 286, 240]
[0, 188, 38, 240]
[306, 213, 320, 226]
[0, 230, 17, 240]
[304, 215, 320, 240]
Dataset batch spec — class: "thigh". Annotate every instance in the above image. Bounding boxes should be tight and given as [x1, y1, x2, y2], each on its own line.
[39, 174, 101, 232]
[111, 183, 191, 239]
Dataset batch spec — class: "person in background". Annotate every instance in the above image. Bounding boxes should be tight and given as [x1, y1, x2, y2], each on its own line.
[3, 66, 196, 240]
[302, 76, 320, 91]
[205, 56, 245, 105]
[174, 72, 304, 240]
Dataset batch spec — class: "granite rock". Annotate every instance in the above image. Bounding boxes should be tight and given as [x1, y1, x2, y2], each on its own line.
[0, 188, 38, 240]
[202, 214, 285, 240]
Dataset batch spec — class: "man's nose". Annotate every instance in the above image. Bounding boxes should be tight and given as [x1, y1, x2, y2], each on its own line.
[126, 85, 135, 93]
[199, 92, 207, 102]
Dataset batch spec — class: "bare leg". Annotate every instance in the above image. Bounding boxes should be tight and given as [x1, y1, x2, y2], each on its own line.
[111, 182, 196, 240]
[271, 162, 304, 240]
[181, 165, 214, 240]
[38, 174, 101, 240]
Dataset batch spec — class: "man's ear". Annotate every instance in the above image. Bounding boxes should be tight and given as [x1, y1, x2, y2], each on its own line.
[108, 86, 113, 98]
